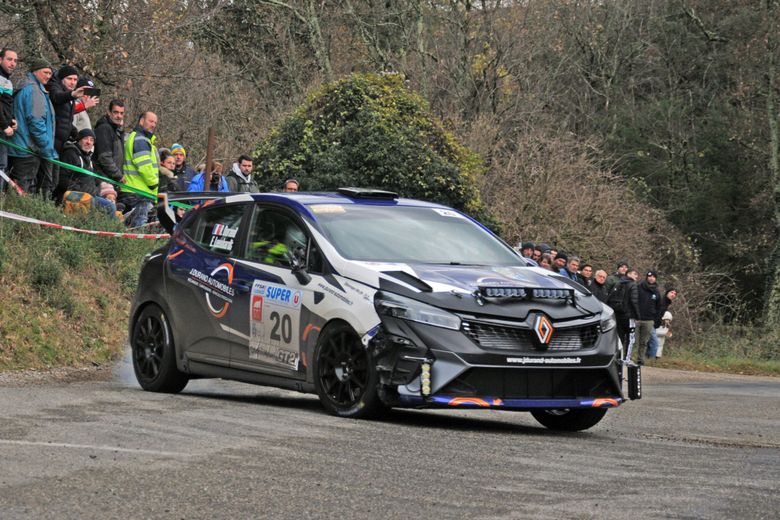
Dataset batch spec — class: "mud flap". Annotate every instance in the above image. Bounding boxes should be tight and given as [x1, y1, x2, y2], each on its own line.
[628, 364, 642, 400]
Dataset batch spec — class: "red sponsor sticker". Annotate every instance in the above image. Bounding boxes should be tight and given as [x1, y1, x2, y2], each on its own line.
[293, 292, 300, 305]
[251, 295, 264, 321]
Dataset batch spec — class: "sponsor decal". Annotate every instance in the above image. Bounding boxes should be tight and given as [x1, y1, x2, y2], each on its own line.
[249, 281, 301, 370]
[209, 224, 238, 252]
[432, 208, 464, 218]
[186, 263, 235, 318]
[506, 356, 582, 365]
[316, 281, 353, 306]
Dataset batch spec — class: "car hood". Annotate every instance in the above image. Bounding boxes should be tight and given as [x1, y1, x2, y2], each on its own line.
[346, 262, 603, 320]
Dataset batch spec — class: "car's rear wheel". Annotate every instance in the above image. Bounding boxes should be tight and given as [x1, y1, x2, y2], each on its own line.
[530, 408, 607, 431]
[131, 304, 189, 393]
[313, 322, 386, 419]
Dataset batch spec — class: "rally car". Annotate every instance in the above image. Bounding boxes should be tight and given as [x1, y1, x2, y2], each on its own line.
[130, 188, 639, 431]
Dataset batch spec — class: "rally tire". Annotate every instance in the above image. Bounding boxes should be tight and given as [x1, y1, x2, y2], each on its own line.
[313, 322, 387, 419]
[131, 304, 189, 393]
[530, 408, 608, 431]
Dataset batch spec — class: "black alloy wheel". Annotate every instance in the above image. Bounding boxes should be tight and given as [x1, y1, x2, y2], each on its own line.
[314, 322, 386, 418]
[131, 304, 189, 393]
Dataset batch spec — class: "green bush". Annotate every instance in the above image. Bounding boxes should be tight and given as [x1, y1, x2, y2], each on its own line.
[255, 73, 494, 226]
[30, 258, 63, 290]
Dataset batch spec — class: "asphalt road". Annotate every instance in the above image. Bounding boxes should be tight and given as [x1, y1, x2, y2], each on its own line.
[0, 357, 777, 520]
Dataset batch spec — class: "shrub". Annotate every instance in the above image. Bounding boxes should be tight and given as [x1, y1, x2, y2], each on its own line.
[255, 73, 492, 224]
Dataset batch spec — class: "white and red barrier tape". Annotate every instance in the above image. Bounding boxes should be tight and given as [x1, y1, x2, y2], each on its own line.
[0, 210, 170, 240]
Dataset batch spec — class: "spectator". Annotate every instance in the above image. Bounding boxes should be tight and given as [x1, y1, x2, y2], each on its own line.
[636, 270, 661, 365]
[549, 248, 558, 259]
[225, 154, 258, 192]
[560, 256, 583, 283]
[591, 269, 608, 302]
[648, 288, 678, 358]
[8, 58, 57, 196]
[553, 252, 567, 271]
[654, 311, 673, 357]
[607, 268, 640, 358]
[580, 263, 593, 287]
[93, 99, 125, 185]
[539, 253, 554, 271]
[532, 245, 542, 262]
[0, 47, 18, 183]
[157, 149, 179, 193]
[656, 288, 678, 326]
[283, 178, 299, 192]
[121, 111, 159, 228]
[604, 261, 629, 294]
[537, 243, 551, 255]
[171, 143, 197, 190]
[56, 128, 115, 215]
[188, 161, 228, 192]
[519, 242, 534, 259]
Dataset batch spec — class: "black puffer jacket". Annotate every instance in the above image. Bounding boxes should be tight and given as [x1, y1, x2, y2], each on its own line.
[47, 77, 77, 152]
[0, 66, 13, 132]
[637, 280, 661, 321]
[58, 141, 98, 196]
[93, 115, 124, 183]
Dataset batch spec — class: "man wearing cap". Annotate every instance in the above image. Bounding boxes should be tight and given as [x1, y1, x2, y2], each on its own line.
[171, 143, 197, 191]
[518, 242, 534, 259]
[636, 270, 661, 365]
[48, 64, 98, 198]
[553, 252, 568, 271]
[604, 261, 629, 295]
[8, 58, 57, 196]
[55, 127, 115, 215]
[121, 111, 159, 227]
[0, 47, 18, 186]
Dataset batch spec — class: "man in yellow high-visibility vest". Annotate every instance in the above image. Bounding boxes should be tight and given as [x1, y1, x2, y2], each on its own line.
[120, 111, 158, 228]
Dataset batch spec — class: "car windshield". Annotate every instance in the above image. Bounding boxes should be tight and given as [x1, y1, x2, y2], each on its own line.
[309, 203, 522, 265]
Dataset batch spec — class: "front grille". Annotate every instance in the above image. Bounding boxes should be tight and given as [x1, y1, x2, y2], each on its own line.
[462, 321, 599, 352]
[439, 368, 619, 399]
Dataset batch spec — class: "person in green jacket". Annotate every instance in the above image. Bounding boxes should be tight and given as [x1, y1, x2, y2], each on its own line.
[120, 111, 158, 228]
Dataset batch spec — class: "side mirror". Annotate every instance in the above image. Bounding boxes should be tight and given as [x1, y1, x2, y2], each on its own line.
[290, 246, 311, 285]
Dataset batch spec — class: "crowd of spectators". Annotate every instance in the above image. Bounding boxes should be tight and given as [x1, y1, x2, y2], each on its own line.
[0, 50, 298, 226]
[515, 241, 678, 366]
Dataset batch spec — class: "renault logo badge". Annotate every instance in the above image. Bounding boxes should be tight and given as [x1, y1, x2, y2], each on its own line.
[533, 314, 554, 347]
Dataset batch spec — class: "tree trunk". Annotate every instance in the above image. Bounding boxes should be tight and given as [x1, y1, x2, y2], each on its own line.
[766, 0, 780, 330]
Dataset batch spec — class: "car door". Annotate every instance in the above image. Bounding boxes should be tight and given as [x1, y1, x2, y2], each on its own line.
[165, 202, 251, 367]
[229, 204, 326, 379]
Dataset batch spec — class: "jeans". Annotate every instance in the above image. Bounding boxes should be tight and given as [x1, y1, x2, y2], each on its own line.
[646, 328, 659, 358]
[127, 199, 152, 228]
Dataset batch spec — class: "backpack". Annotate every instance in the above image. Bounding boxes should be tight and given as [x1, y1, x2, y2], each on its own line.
[607, 281, 629, 314]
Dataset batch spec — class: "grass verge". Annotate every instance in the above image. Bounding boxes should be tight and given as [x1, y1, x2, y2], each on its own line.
[650, 325, 780, 376]
[0, 192, 160, 371]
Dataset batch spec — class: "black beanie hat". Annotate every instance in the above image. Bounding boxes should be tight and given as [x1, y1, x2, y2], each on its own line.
[57, 64, 79, 80]
[77, 128, 96, 140]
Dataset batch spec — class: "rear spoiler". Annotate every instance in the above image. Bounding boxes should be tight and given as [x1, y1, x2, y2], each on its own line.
[156, 191, 235, 234]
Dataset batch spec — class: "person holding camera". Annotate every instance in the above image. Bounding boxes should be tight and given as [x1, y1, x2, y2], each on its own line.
[187, 160, 229, 192]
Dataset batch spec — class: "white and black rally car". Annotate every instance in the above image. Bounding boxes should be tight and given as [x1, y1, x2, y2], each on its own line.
[130, 188, 639, 431]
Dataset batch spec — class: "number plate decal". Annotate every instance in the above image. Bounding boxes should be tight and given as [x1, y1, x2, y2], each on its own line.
[249, 281, 301, 370]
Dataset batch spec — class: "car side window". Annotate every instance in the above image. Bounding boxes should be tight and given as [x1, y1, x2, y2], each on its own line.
[245, 208, 316, 269]
[187, 204, 246, 255]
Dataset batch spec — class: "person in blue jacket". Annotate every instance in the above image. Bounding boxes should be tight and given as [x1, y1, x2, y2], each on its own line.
[187, 161, 229, 192]
[9, 58, 57, 197]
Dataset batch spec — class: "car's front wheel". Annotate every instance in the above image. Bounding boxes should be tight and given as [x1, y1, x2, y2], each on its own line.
[530, 408, 607, 431]
[131, 304, 189, 393]
[313, 322, 386, 419]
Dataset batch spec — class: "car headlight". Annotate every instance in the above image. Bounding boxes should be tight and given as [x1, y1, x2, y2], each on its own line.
[374, 292, 461, 330]
[600, 306, 616, 332]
